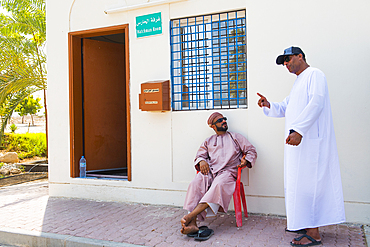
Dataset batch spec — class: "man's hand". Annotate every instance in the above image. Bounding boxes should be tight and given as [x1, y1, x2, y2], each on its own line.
[257, 93, 270, 108]
[238, 156, 252, 168]
[199, 160, 210, 175]
[286, 132, 302, 146]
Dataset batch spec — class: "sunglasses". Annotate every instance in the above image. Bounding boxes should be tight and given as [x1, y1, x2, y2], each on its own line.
[284, 55, 293, 63]
[213, 117, 227, 124]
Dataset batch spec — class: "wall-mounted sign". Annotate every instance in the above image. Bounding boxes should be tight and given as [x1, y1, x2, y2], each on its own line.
[143, 88, 160, 93]
[136, 12, 162, 38]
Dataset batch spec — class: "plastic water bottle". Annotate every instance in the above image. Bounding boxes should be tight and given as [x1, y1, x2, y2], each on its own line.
[79, 156, 86, 178]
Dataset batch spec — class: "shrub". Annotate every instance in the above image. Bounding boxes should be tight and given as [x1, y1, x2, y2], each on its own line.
[9, 124, 18, 133]
[0, 162, 4, 179]
[2, 133, 47, 159]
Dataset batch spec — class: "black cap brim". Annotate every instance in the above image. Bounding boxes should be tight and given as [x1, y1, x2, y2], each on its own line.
[276, 55, 285, 65]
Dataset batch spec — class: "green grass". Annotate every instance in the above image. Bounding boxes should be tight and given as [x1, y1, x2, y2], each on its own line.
[2, 133, 47, 159]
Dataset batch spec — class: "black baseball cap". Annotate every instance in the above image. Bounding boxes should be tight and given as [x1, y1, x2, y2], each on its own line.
[276, 46, 305, 65]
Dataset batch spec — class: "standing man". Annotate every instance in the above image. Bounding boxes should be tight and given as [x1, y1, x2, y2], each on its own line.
[257, 47, 345, 246]
[181, 112, 257, 240]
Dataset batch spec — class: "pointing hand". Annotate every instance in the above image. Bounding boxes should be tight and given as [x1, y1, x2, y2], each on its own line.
[257, 93, 270, 108]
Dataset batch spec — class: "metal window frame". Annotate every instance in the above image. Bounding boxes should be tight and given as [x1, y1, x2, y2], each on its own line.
[170, 10, 247, 111]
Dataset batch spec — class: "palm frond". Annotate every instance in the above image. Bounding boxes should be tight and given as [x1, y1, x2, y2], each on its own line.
[0, 0, 46, 144]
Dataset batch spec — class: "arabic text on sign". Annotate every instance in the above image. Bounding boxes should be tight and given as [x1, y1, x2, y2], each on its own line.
[143, 88, 160, 93]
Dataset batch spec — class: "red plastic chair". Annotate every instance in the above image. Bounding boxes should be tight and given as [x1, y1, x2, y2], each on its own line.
[196, 166, 248, 227]
[233, 166, 248, 227]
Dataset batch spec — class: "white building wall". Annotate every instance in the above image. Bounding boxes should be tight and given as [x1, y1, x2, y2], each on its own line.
[46, 0, 370, 224]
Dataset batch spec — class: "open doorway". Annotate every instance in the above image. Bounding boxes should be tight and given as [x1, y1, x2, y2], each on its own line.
[69, 25, 131, 180]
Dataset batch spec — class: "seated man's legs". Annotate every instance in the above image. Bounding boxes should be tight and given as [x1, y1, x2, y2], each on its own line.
[181, 172, 213, 234]
[200, 170, 236, 214]
[181, 170, 236, 234]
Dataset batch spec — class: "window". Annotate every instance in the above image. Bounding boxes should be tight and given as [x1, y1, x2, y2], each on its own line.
[170, 10, 247, 111]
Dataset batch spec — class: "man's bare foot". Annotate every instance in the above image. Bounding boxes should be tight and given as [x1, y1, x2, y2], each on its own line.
[180, 214, 199, 235]
[181, 224, 199, 234]
[180, 204, 208, 235]
[181, 215, 192, 228]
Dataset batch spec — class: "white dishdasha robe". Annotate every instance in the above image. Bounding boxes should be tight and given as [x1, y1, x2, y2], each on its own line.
[263, 67, 345, 230]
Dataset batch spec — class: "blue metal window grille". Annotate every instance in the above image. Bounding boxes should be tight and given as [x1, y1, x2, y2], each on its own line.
[170, 10, 247, 111]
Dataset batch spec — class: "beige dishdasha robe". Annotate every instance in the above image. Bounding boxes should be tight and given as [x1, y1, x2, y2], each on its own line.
[183, 131, 257, 221]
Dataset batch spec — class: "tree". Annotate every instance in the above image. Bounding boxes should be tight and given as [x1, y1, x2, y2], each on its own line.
[15, 95, 42, 125]
[228, 26, 246, 104]
[0, 0, 46, 145]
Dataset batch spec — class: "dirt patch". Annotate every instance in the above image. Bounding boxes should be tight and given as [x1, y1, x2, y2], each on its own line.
[0, 172, 48, 187]
[0, 153, 47, 180]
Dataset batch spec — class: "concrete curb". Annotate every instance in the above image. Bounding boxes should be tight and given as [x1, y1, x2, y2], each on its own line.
[0, 227, 144, 247]
[364, 225, 370, 247]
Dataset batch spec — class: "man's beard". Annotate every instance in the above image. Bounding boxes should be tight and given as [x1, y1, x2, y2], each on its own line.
[216, 124, 228, 131]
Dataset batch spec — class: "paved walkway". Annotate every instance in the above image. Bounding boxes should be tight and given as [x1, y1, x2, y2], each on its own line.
[5, 115, 46, 134]
[0, 180, 367, 247]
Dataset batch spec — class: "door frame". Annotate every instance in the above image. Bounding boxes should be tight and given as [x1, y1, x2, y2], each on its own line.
[68, 24, 131, 181]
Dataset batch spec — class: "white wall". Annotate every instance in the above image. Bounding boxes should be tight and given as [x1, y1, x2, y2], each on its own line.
[245, 0, 370, 224]
[46, 0, 370, 224]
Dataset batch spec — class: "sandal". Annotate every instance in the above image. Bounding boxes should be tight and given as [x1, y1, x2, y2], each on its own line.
[186, 226, 208, 238]
[194, 228, 214, 241]
[290, 234, 322, 246]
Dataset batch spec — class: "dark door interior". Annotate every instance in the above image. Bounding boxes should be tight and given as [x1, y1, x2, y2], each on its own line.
[82, 34, 127, 178]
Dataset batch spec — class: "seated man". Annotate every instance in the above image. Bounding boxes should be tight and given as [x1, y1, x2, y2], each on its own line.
[181, 112, 257, 236]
